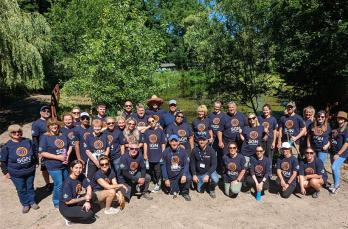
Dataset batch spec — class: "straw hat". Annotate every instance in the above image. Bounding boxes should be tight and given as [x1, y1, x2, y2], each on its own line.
[147, 95, 163, 105]
[337, 111, 348, 121]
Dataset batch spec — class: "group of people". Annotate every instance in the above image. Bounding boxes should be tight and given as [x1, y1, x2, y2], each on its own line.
[1, 94, 347, 226]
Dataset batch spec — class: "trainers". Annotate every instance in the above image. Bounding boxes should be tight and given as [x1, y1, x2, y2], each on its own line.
[330, 187, 340, 196]
[64, 219, 73, 226]
[172, 192, 178, 199]
[22, 206, 30, 214]
[312, 191, 320, 198]
[142, 193, 153, 200]
[104, 207, 120, 215]
[182, 194, 191, 201]
[209, 191, 216, 199]
[152, 184, 161, 193]
[328, 184, 335, 191]
[31, 203, 40, 210]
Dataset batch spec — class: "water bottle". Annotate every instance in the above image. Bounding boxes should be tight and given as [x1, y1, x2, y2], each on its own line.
[256, 191, 261, 201]
[145, 160, 149, 170]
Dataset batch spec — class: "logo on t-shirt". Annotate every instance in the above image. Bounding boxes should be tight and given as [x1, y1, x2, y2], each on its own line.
[93, 140, 104, 150]
[228, 162, 237, 171]
[281, 161, 290, 171]
[171, 155, 181, 171]
[16, 147, 28, 157]
[68, 132, 75, 140]
[213, 118, 220, 125]
[305, 167, 315, 175]
[149, 134, 158, 143]
[250, 131, 259, 140]
[127, 135, 136, 143]
[262, 122, 270, 129]
[313, 127, 324, 136]
[231, 119, 240, 127]
[107, 135, 113, 144]
[75, 183, 86, 195]
[285, 120, 294, 129]
[130, 161, 139, 171]
[178, 129, 187, 137]
[197, 124, 206, 132]
[138, 121, 146, 127]
[255, 164, 264, 174]
[83, 132, 90, 140]
[54, 139, 65, 149]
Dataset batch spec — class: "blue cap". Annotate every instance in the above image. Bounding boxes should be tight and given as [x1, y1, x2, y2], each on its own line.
[197, 135, 208, 141]
[168, 134, 179, 141]
[40, 105, 50, 112]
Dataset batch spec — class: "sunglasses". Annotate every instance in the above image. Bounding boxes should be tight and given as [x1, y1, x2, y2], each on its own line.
[229, 146, 237, 150]
[100, 163, 109, 167]
[148, 120, 156, 123]
[248, 117, 256, 120]
[42, 109, 50, 113]
[125, 105, 132, 107]
[176, 115, 184, 118]
[107, 122, 115, 125]
[81, 116, 90, 120]
[256, 150, 264, 153]
[318, 116, 325, 119]
[305, 151, 314, 155]
[72, 112, 80, 114]
[170, 104, 177, 106]
[129, 148, 139, 151]
[128, 123, 136, 126]
[11, 131, 23, 134]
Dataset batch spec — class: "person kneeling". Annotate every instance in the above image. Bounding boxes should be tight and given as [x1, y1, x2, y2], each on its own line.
[299, 147, 327, 198]
[190, 136, 219, 198]
[222, 142, 246, 197]
[119, 141, 153, 200]
[59, 160, 95, 226]
[245, 145, 271, 199]
[92, 156, 127, 215]
[276, 142, 299, 198]
[161, 135, 192, 201]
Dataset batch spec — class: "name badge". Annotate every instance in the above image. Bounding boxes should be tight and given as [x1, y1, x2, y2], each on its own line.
[200, 163, 206, 168]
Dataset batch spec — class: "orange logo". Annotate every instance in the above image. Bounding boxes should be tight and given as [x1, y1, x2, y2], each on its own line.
[149, 134, 158, 143]
[285, 120, 294, 129]
[138, 122, 146, 127]
[255, 165, 264, 174]
[281, 161, 290, 171]
[16, 147, 28, 157]
[231, 119, 240, 127]
[250, 131, 259, 140]
[262, 122, 270, 129]
[171, 155, 180, 164]
[130, 161, 139, 171]
[178, 129, 187, 137]
[197, 123, 206, 132]
[83, 132, 90, 140]
[75, 183, 82, 194]
[213, 118, 220, 125]
[228, 162, 237, 171]
[68, 132, 75, 140]
[313, 128, 324, 136]
[54, 139, 65, 149]
[305, 167, 315, 175]
[127, 135, 136, 143]
[107, 135, 113, 144]
[93, 140, 104, 149]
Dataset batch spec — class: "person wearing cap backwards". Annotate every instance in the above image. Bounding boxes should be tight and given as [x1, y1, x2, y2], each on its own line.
[119, 141, 153, 201]
[85, 119, 110, 179]
[162, 99, 180, 129]
[276, 142, 299, 198]
[143, 116, 166, 193]
[190, 135, 218, 198]
[329, 111, 348, 195]
[39, 118, 73, 208]
[93, 103, 107, 125]
[131, 103, 150, 134]
[161, 134, 192, 201]
[222, 142, 246, 198]
[60, 113, 81, 163]
[74, 112, 93, 166]
[299, 147, 327, 198]
[145, 95, 166, 127]
[218, 101, 248, 152]
[192, 105, 213, 145]
[71, 107, 81, 126]
[165, 111, 194, 152]
[277, 101, 306, 157]
[0, 124, 40, 213]
[31, 105, 51, 190]
[122, 101, 134, 120]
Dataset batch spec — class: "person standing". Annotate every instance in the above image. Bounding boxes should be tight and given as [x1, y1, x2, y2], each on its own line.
[74, 112, 93, 166]
[94, 104, 107, 125]
[71, 107, 81, 126]
[192, 105, 213, 145]
[0, 124, 39, 213]
[60, 113, 81, 163]
[162, 99, 180, 129]
[146, 95, 166, 127]
[131, 104, 150, 134]
[122, 101, 134, 120]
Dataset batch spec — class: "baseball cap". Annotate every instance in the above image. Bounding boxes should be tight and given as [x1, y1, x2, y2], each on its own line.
[168, 134, 179, 141]
[80, 112, 90, 117]
[197, 135, 208, 141]
[40, 105, 50, 112]
[169, 99, 177, 105]
[281, 142, 291, 149]
[286, 101, 296, 107]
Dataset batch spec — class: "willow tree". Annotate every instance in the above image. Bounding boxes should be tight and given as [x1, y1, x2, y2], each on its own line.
[0, 0, 51, 91]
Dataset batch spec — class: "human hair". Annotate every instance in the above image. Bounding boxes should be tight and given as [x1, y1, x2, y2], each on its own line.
[256, 145, 264, 151]
[7, 124, 22, 136]
[97, 103, 106, 109]
[46, 118, 61, 130]
[136, 103, 145, 110]
[98, 155, 109, 163]
[69, 160, 84, 172]
[228, 141, 238, 149]
[105, 116, 115, 123]
[92, 119, 103, 127]
[124, 118, 140, 141]
[197, 105, 208, 117]
[303, 106, 315, 120]
[214, 101, 222, 107]
[262, 104, 272, 114]
[72, 106, 80, 111]
[116, 115, 126, 122]
[62, 112, 73, 120]
[312, 110, 328, 132]
[248, 113, 260, 126]
[227, 101, 237, 107]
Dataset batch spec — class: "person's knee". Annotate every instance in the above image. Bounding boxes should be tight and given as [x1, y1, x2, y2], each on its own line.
[211, 173, 219, 184]
[145, 174, 151, 182]
[108, 189, 116, 197]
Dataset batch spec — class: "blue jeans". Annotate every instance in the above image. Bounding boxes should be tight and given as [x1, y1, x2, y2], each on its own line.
[197, 171, 219, 192]
[318, 151, 329, 165]
[332, 156, 346, 188]
[48, 169, 68, 207]
[11, 174, 36, 207]
[112, 157, 121, 179]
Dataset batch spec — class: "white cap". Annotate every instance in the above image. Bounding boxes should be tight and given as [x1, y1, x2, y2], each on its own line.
[281, 142, 291, 149]
[168, 99, 177, 105]
[80, 112, 90, 117]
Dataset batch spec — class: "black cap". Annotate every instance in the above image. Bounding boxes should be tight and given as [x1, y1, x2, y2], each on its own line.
[40, 105, 50, 112]
[197, 135, 208, 141]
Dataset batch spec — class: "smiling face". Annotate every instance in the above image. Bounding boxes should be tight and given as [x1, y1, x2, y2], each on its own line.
[80, 115, 90, 126]
[99, 158, 110, 173]
[48, 124, 59, 135]
[262, 106, 271, 117]
[169, 139, 179, 150]
[228, 143, 238, 157]
[97, 105, 106, 116]
[175, 113, 184, 124]
[106, 118, 116, 131]
[127, 120, 136, 130]
[72, 109, 80, 120]
[117, 119, 126, 130]
[305, 148, 315, 162]
[316, 113, 326, 125]
[148, 117, 157, 128]
[128, 143, 139, 157]
[40, 108, 51, 119]
[248, 114, 257, 127]
[255, 146, 264, 159]
[169, 103, 177, 112]
[71, 162, 83, 177]
[137, 107, 145, 117]
[124, 101, 133, 112]
[228, 104, 237, 114]
[63, 115, 73, 127]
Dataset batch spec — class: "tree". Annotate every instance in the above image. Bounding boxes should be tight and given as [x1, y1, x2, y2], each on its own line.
[0, 0, 51, 91]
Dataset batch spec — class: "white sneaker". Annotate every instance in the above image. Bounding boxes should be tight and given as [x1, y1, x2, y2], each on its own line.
[152, 184, 160, 193]
[104, 207, 120, 215]
[64, 219, 73, 226]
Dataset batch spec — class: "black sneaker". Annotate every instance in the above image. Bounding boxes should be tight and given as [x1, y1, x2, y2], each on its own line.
[142, 193, 153, 200]
[182, 194, 191, 201]
[312, 191, 320, 198]
[209, 191, 216, 199]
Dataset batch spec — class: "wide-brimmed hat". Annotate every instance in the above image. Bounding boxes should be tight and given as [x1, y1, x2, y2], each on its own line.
[147, 95, 163, 105]
[337, 111, 348, 121]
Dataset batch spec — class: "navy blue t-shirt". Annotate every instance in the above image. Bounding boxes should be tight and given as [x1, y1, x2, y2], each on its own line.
[276, 155, 299, 181]
[39, 133, 69, 170]
[93, 115, 106, 123]
[122, 111, 133, 120]
[104, 129, 125, 160]
[222, 153, 246, 183]
[279, 114, 305, 142]
[85, 133, 110, 161]
[250, 156, 271, 178]
[131, 114, 150, 130]
[119, 152, 146, 183]
[166, 122, 193, 150]
[192, 118, 211, 142]
[31, 118, 47, 150]
[0, 138, 36, 177]
[308, 124, 331, 152]
[161, 147, 190, 180]
[145, 108, 166, 127]
[61, 126, 78, 147]
[219, 112, 247, 143]
[331, 128, 348, 158]
[74, 125, 93, 162]
[299, 158, 327, 182]
[190, 145, 217, 176]
[92, 169, 116, 191]
[208, 112, 226, 137]
[258, 115, 278, 141]
[60, 174, 90, 205]
[143, 127, 166, 162]
[240, 126, 265, 157]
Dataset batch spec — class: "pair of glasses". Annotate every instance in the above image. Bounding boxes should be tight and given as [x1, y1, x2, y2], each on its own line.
[256, 150, 264, 153]
[318, 116, 325, 119]
[11, 131, 23, 134]
[42, 110, 50, 113]
[248, 117, 256, 120]
[128, 123, 136, 126]
[229, 147, 237, 150]
[72, 112, 80, 114]
[130, 148, 139, 151]
[176, 116, 184, 118]
[107, 122, 115, 125]
[125, 105, 132, 107]
[81, 117, 89, 120]
[305, 151, 314, 155]
[100, 163, 109, 167]
[148, 120, 156, 123]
